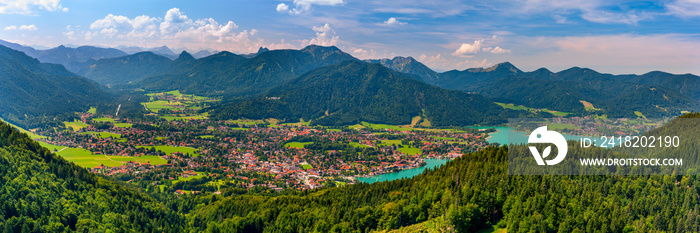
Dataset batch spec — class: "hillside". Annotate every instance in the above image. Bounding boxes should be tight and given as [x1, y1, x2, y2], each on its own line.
[0, 40, 127, 73]
[439, 63, 700, 117]
[0, 121, 185, 231]
[211, 60, 516, 126]
[0, 45, 107, 127]
[78, 51, 189, 85]
[184, 113, 700, 233]
[141, 45, 358, 97]
[366, 56, 440, 84]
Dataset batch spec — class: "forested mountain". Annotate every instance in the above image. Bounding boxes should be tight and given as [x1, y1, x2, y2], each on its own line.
[140, 45, 358, 97]
[181, 113, 700, 233]
[437, 63, 699, 117]
[366, 56, 440, 84]
[0, 121, 186, 232]
[210, 60, 519, 126]
[0, 40, 127, 73]
[0, 45, 107, 127]
[77, 51, 187, 85]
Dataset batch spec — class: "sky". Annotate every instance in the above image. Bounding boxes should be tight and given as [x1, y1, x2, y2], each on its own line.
[0, 0, 699, 75]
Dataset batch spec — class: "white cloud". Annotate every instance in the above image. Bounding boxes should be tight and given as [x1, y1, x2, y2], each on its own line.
[276, 0, 345, 15]
[515, 0, 651, 25]
[352, 48, 367, 54]
[383, 17, 407, 25]
[303, 23, 339, 46]
[19, 24, 37, 31]
[666, 0, 700, 17]
[483, 46, 510, 54]
[453, 40, 483, 56]
[276, 3, 289, 12]
[86, 8, 270, 53]
[0, 0, 66, 14]
[5, 24, 37, 31]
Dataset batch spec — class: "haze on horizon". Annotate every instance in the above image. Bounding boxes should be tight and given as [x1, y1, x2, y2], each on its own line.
[0, 0, 698, 75]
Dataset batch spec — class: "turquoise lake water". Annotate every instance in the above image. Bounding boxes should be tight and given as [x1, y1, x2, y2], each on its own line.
[356, 159, 450, 183]
[357, 126, 599, 183]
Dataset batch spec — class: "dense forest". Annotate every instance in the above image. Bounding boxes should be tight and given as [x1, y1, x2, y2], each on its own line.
[0, 45, 109, 128]
[1, 110, 700, 232]
[210, 61, 528, 127]
[0, 121, 186, 232]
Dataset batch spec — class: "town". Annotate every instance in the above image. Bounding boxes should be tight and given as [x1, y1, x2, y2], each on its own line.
[28, 91, 495, 193]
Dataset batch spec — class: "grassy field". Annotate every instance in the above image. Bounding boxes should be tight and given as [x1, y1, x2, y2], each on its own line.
[230, 119, 266, 125]
[497, 102, 531, 111]
[64, 120, 89, 131]
[56, 148, 123, 168]
[142, 100, 185, 113]
[108, 155, 167, 165]
[349, 142, 372, 148]
[496, 102, 571, 116]
[430, 136, 456, 141]
[548, 123, 581, 131]
[87, 107, 97, 114]
[92, 117, 115, 123]
[0, 118, 46, 139]
[285, 142, 313, 149]
[161, 114, 208, 121]
[301, 164, 312, 170]
[38, 141, 66, 151]
[113, 122, 132, 128]
[136, 145, 200, 156]
[80, 131, 122, 139]
[397, 147, 421, 155]
[378, 140, 403, 146]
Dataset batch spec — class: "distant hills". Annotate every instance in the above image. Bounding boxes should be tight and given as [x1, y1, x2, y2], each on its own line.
[2, 39, 697, 120]
[211, 61, 517, 126]
[436, 63, 699, 117]
[366, 56, 440, 84]
[0, 45, 107, 125]
[140, 45, 358, 97]
[77, 51, 193, 85]
[0, 121, 186, 231]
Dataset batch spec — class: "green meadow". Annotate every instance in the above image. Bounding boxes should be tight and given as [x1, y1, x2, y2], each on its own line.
[92, 117, 115, 123]
[64, 120, 89, 131]
[80, 131, 122, 139]
[136, 145, 201, 157]
[284, 142, 313, 149]
[1, 118, 46, 139]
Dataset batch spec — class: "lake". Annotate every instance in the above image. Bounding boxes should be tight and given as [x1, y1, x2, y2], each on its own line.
[356, 159, 450, 184]
[357, 126, 598, 183]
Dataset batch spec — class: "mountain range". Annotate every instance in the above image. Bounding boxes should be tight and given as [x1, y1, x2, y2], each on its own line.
[0, 44, 107, 126]
[1, 39, 698, 123]
[211, 60, 519, 126]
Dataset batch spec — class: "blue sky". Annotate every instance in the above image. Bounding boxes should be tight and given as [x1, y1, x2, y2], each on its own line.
[0, 0, 698, 75]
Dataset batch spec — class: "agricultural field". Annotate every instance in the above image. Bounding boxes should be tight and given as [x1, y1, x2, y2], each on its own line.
[63, 120, 89, 131]
[56, 148, 122, 168]
[113, 122, 133, 128]
[142, 90, 218, 121]
[92, 117, 115, 123]
[136, 145, 200, 157]
[285, 142, 313, 149]
[80, 131, 122, 139]
[0, 118, 46, 139]
[496, 102, 571, 116]
[108, 155, 167, 165]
